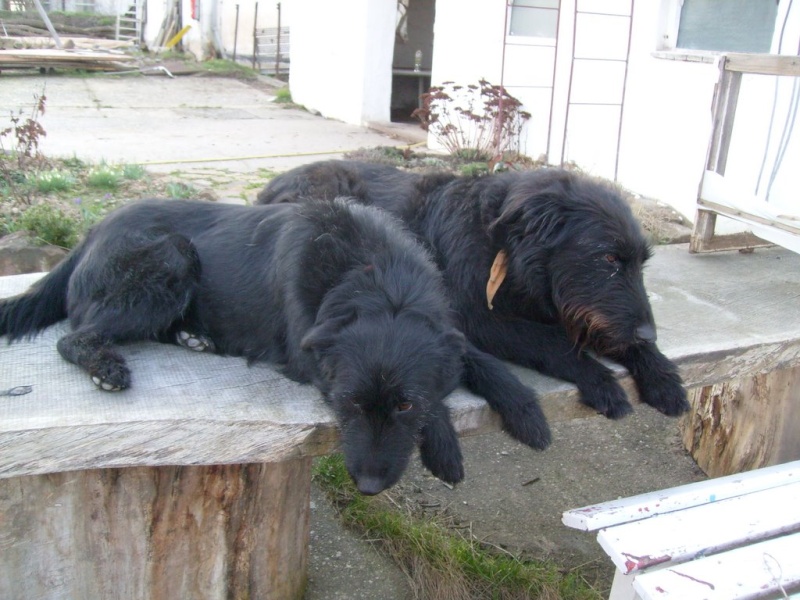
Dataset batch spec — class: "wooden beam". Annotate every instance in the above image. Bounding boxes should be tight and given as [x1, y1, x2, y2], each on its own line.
[706, 59, 741, 175]
[698, 198, 800, 237]
[724, 53, 800, 77]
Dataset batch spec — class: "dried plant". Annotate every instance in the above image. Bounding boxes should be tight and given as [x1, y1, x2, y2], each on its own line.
[413, 79, 531, 162]
[1, 90, 49, 205]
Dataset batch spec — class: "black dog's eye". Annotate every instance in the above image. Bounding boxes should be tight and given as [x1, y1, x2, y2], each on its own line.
[397, 402, 413, 412]
[605, 253, 619, 264]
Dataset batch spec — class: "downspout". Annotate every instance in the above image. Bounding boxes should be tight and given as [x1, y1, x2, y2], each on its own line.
[495, 0, 511, 157]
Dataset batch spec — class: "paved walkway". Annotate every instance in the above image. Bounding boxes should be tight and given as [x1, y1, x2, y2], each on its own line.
[1, 73, 418, 203]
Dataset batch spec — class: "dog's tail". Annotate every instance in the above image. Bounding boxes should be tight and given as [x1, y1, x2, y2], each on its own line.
[461, 342, 552, 450]
[0, 245, 82, 341]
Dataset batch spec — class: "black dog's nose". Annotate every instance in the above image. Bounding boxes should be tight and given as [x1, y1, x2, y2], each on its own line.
[356, 476, 386, 496]
[635, 324, 657, 343]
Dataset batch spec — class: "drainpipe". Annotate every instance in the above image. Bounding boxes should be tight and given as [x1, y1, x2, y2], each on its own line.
[495, 0, 510, 156]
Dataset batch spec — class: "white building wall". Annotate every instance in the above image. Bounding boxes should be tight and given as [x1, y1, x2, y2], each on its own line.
[290, 0, 395, 126]
[615, 1, 719, 221]
[431, 0, 799, 224]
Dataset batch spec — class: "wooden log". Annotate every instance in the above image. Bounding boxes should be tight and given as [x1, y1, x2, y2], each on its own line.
[681, 364, 800, 477]
[0, 459, 312, 600]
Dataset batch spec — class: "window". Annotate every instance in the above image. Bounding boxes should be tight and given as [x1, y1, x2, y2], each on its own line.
[509, 0, 559, 40]
[675, 0, 778, 53]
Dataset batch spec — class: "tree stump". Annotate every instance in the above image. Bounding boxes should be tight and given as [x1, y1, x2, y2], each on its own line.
[681, 364, 800, 477]
[0, 460, 312, 600]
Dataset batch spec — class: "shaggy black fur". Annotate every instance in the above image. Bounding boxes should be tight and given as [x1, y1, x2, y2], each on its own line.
[257, 162, 689, 418]
[0, 199, 550, 494]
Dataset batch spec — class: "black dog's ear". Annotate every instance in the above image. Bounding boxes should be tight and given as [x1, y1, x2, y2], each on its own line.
[300, 315, 353, 352]
[419, 402, 464, 484]
[491, 195, 568, 248]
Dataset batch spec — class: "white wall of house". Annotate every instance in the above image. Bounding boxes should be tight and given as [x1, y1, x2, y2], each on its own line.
[125, 0, 800, 229]
[431, 0, 799, 225]
[289, 0, 396, 126]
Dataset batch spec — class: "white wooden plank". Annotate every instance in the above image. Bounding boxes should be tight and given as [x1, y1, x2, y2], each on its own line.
[633, 532, 800, 600]
[562, 460, 800, 531]
[699, 171, 800, 255]
[597, 481, 800, 574]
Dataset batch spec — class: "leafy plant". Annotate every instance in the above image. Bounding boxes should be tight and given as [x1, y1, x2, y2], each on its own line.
[32, 169, 76, 194]
[413, 79, 531, 162]
[166, 182, 198, 199]
[86, 165, 122, 190]
[459, 162, 490, 177]
[122, 163, 147, 180]
[274, 87, 293, 103]
[15, 203, 79, 249]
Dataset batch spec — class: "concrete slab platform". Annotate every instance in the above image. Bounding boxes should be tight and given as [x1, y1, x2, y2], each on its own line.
[0, 74, 409, 175]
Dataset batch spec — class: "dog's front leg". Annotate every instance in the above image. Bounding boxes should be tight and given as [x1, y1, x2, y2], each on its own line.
[465, 316, 634, 419]
[611, 343, 689, 416]
[419, 401, 464, 485]
[461, 342, 551, 449]
[57, 330, 130, 391]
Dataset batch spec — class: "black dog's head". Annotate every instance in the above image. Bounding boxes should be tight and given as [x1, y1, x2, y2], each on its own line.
[302, 310, 466, 495]
[490, 169, 655, 355]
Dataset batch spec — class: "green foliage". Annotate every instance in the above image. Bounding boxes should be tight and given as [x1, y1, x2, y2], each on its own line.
[16, 203, 79, 249]
[459, 162, 490, 177]
[201, 59, 258, 78]
[313, 455, 602, 600]
[122, 163, 147, 180]
[274, 87, 293, 103]
[166, 182, 198, 199]
[61, 156, 87, 170]
[31, 169, 76, 194]
[86, 165, 122, 191]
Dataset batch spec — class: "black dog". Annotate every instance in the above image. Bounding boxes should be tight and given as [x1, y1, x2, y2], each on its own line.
[257, 162, 689, 418]
[0, 198, 550, 494]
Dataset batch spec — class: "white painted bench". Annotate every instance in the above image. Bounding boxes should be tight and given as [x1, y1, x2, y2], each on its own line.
[563, 460, 800, 599]
[2, 244, 800, 599]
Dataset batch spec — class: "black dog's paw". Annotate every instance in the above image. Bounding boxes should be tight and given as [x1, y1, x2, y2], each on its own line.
[579, 377, 633, 419]
[419, 407, 465, 484]
[176, 330, 215, 352]
[639, 373, 690, 416]
[90, 362, 130, 391]
[501, 400, 552, 450]
[421, 445, 465, 485]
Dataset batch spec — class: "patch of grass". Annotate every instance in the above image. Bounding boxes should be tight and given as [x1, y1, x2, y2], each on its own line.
[61, 156, 87, 170]
[313, 455, 602, 600]
[344, 146, 408, 166]
[166, 182, 198, 199]
[31, 169, 77, 194]
[459, 162, 489, 177]
[256, 167, 280, 180]
[201, 59, 258, 79]
[86, 165, 122, 191]
[14, 203, 80, 249]
[274, 87, 293, 103]
[122, 163, 147, 180]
